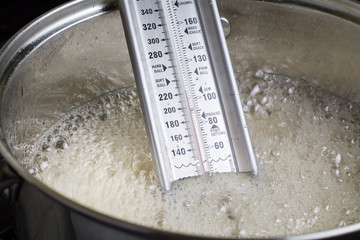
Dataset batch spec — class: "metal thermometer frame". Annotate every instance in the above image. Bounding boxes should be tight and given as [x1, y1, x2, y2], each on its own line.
[195, 0, 258, 175]
[119, 0, 257, 190]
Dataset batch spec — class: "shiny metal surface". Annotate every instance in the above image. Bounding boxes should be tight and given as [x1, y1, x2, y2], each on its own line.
[0, 0, 360, 239]
[221, 17, 231, 38]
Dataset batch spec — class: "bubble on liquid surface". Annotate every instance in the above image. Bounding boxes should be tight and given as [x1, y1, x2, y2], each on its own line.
[18, 73, 360, 238]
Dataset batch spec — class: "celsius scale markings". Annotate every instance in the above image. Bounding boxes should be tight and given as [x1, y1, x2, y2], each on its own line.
[119, 0, 258, 190]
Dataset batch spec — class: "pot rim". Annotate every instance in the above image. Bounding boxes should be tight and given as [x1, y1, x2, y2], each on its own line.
[1, 0, 360, 239]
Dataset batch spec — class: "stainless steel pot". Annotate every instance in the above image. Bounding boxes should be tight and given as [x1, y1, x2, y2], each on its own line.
[1, 0, 360, 239]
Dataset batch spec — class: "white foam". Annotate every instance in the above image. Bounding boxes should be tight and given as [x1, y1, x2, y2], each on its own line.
[20, 72, 360, 238]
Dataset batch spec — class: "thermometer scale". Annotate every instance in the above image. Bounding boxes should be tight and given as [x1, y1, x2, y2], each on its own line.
[119, 0, 257, 190]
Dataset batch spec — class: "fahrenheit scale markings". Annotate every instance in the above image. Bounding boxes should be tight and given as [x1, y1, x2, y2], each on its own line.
[119, 0, 258, 190]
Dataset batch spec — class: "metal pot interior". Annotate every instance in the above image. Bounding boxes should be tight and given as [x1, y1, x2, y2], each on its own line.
[1, 0, 360, 239]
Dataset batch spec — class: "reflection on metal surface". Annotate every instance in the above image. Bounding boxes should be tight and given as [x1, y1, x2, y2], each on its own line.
[221, 17, 231, 38]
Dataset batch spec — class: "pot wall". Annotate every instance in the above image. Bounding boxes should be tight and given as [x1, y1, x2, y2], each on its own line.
[1, 0, 360, 239]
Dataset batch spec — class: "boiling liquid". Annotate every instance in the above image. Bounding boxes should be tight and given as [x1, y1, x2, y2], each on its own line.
[21, 70, 360, 238]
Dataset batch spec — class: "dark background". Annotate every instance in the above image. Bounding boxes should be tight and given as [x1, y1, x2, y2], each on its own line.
[0, 0, 69, 46]
[0, 1, 68, 239]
